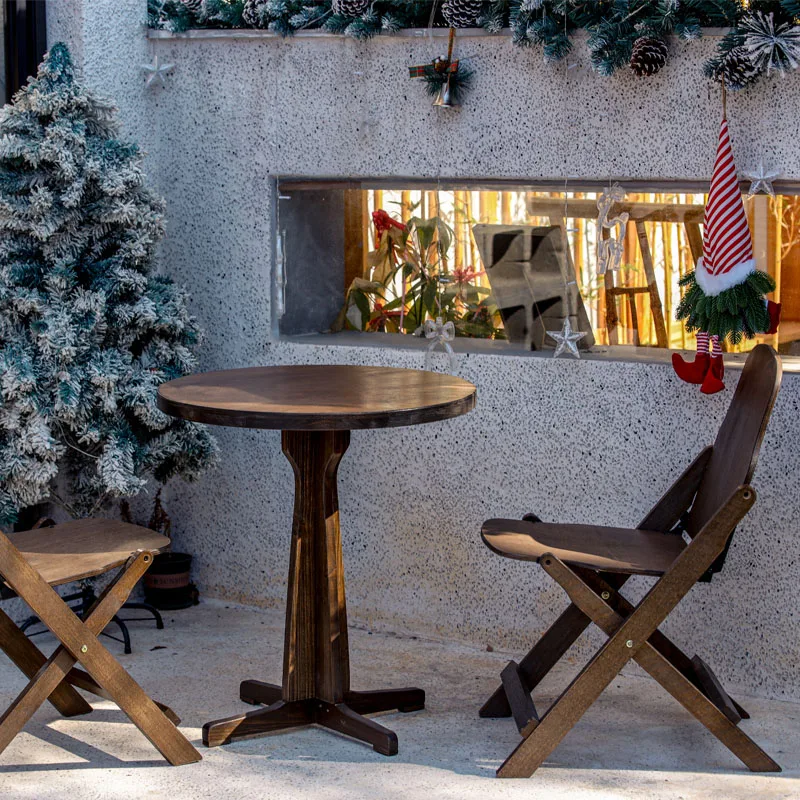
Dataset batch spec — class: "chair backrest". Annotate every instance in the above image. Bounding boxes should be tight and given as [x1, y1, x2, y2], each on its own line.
[687, 345, 782, 554]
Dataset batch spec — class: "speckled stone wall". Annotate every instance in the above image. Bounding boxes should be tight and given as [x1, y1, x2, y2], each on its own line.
[48, 3, 800, 698]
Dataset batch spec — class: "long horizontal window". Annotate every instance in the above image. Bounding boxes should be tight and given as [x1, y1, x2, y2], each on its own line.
[276, 179, 799, 358]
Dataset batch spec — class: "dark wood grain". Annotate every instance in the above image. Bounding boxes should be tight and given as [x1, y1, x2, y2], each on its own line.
[204, 697, 401, 756]
[497, 487, 760, 778]
[281, 430, 350, 704]
[481, 520, 685, 576]
[202, 428, 428, 754]
[344, 688, 425, 715]
[203, 699, 314, 747]
[0, 608, 92, 718]
[691, 655, 742, 725]
[163, 365, 475, 754]
[480, 573, 631, 719]
[500, 661, 539, 736]
[64, 666, 181, 725]
[318, 702, 398, 756]
[480, 345, 782, 779]
[637, 447, 713, 532]
[688, 345, 782, 538]
[157, 365, 476, 431]
[0, 552, 153, 755]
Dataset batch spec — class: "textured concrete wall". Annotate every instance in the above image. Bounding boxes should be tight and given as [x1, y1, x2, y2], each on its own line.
[47, 4, 800, 698]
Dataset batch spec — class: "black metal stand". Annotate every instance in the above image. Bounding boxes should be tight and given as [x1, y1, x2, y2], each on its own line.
[20, 580, 164, 654]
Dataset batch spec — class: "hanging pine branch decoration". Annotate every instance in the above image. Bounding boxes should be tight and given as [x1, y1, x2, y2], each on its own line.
[676, 270, 775, 345]
[148, 0, 196, 32]
[0, 44, 218, 525]
[409, 27, 475, 107]
[422, 60, 475, 106]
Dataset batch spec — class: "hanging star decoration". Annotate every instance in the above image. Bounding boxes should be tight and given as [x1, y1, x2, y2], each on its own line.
[142, 55, 175, 87]
[744, 161, 781, 198]
[547, 318, 587, 359]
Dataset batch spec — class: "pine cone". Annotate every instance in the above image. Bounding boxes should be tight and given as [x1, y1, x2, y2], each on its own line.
[629, 36, 669, 77]
[714, 47, 760, 90]
[331, 0, 370, 17]
[179, 0, 204, 15]
[242, 0, 269, 28]
[442, 0, 483, 28]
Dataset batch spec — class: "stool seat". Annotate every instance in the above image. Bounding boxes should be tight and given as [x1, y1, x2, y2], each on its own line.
[6, 519, 169, 587]
[0, 517, 198, 766]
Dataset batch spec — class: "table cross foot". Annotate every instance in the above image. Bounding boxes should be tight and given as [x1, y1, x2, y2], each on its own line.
[317, 702, 398, 756]
[206, 681, 425, 754]
[203, 699, 313, 747]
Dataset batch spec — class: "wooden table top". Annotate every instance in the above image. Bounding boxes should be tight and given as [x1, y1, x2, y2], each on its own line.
[158, 365, 477, 430]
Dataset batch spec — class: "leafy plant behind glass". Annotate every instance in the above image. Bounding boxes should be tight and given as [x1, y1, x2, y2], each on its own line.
[332, 209, 504, 340]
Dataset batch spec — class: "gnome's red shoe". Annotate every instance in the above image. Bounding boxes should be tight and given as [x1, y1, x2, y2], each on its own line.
[672, 352, 710, 385]
[766, 300, 781, 335]
[700, 355, 725, 394]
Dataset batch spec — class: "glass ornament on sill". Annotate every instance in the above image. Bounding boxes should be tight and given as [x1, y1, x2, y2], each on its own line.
[547, 318, 587, 359]
[416, 317, 458, 374]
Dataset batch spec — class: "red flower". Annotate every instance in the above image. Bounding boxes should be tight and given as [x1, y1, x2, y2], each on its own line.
[451, 267, 485, 286]
[366, 301, 403, 331]
[372, 209, 406, 242]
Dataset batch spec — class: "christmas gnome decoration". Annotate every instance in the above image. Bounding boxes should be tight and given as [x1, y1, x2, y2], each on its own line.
[673, 115, 780, 394]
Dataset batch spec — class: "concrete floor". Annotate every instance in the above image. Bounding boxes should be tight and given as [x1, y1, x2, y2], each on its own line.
[0, 601, 797, 800]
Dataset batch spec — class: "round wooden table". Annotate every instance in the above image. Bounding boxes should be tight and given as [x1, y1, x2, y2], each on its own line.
[158, 365, 476, 755]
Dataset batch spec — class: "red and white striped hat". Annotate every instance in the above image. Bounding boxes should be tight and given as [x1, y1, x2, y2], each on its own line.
[695, 117, 756, 297]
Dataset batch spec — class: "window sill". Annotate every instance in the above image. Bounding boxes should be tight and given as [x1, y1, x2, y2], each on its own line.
[277, 331, 800, 374]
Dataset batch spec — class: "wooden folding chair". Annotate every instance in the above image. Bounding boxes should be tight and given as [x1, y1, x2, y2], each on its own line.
[479, 343, 782, 778]
[0, 518, 200, 766]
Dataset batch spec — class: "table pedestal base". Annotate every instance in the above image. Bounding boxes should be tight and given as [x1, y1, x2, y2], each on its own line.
[201, 429, 425, 755]
[203, 681, 424, 755]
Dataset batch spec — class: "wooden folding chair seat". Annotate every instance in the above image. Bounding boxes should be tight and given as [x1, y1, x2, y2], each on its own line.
[479, 344, 782, 778]
[482, 521, 686, 576]
[0, 517, 200, 766]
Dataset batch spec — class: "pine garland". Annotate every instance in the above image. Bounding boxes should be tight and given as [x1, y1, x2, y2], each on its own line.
[146, 2, 800, 90]
[676, 269, 775, 344]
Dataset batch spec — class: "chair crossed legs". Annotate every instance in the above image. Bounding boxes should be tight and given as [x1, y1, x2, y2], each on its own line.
[480, 344, 782, 778]
[0, 519, 200, 766]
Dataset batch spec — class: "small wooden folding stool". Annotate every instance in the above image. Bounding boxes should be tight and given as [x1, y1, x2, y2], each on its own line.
[479, 344, 782, 778]
[0, 517, 200, 765]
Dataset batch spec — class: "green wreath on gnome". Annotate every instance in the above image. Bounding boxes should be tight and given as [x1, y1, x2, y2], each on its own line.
[673, 115, 780, 395]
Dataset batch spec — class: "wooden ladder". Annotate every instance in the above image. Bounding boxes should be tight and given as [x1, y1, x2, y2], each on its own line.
[605, 221, 668, 348]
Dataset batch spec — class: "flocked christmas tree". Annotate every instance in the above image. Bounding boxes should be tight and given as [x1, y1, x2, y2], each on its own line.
[0, 43, 217, 527]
